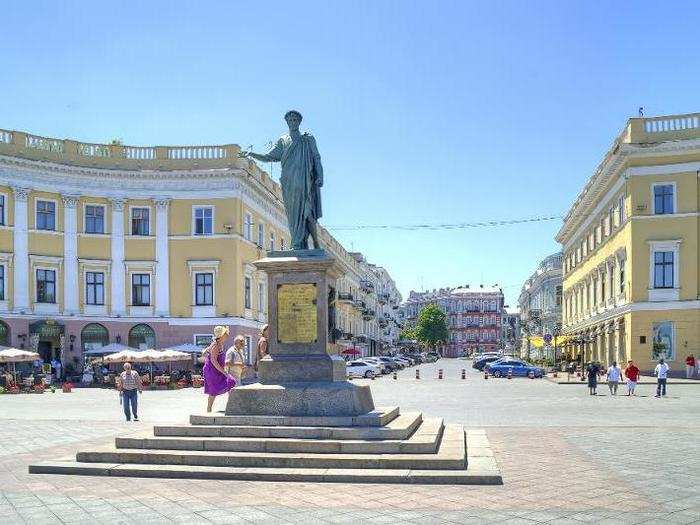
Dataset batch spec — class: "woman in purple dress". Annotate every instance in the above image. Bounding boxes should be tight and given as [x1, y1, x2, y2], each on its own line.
[203, 325, 237, 412]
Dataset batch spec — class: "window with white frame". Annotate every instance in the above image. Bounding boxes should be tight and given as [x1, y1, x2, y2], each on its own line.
[0, 265, 4, 300]
[258, 282, 265, 313]
[244, 214, 253, 241]
[193, 206, 213, 236]
[257, 222, 264, 247]
[653, 251, 674, 289]
[132, 273, 151, 306]
[85, 271, 105, 305]
[244, 276, 251, 309]
[0, 194, 5, 225]
[618, 195, 625, 224]
[653, 184, 674, 215]
[36, 200, 56, 231]
[131, 207, 150, 235]
[195, 272, 214, 305]
[619, 259, 625, 295]
[269, 231, 275, 251]
[36, 269, 56, 303]
[84, 205, 105, 234]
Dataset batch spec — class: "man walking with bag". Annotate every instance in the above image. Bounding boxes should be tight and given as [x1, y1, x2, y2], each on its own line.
[116, 362, 143, 421]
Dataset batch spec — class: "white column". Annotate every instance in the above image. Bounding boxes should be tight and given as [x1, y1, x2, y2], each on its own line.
[154, 199, 170, 316]
[12, 187, 30, 313]
[110, 198, 126, 316]
[62, 195, 80, 314]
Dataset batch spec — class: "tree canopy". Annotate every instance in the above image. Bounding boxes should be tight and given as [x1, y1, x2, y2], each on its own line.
[413, 303, 448, 351]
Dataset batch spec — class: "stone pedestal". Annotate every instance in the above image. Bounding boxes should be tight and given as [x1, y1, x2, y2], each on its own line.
[226, 250, 375, 417]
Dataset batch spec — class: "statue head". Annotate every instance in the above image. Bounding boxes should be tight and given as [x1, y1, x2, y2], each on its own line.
[284, 110, 303, 131]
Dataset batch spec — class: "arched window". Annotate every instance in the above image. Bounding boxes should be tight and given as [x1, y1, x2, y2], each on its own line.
[81, 323, 109, 352]
[0, 321, 9, 346]
[129, 324, 156, 349]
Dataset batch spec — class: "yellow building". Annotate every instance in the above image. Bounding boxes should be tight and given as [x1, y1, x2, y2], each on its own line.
[557, 113, 700, 373]
[0, 128, 401, 370]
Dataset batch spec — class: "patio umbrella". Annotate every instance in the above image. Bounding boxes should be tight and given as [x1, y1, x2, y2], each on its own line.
[103, 349, 146, 364]
[341, 348, 360, 357]
[156, 349, 191, 374]
[0, 347, 40, 383]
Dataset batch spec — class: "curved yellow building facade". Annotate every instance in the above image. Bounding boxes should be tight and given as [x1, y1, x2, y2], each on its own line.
[0, 129, 402, 368]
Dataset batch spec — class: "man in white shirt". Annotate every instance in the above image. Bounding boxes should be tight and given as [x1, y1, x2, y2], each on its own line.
[606, 361, 622, 395]
[654, 359, 670, 398]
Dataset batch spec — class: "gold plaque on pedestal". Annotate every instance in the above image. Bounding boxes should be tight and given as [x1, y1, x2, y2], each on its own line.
[277, 283, 318, 344]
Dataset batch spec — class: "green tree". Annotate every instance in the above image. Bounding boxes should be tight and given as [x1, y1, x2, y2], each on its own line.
[399, 327, 415, 341]
[413, 303, 448, 353]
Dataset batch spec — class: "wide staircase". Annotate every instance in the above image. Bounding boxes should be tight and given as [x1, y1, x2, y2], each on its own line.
[30, 407, 501, 484]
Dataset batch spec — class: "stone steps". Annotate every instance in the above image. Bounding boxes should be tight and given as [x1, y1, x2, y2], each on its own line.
[76, 423, 465, 470]
[117, 417, 442, 455]
[189, 406, 399, 428]
[155, 411, 423, 440]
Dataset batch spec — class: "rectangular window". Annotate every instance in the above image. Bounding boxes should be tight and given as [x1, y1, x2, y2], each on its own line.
[618, 195, 625, 224]
[555, 286, 562, 307]
[36, 200, 56, 231]
[194, 207, 213, 235]
[244, 276, 251, 309]
[36, 269, 56, 303]
[132, 273, 150, 306]
[258, 282, 265, 312]
[131, 208, 150, 235]
[0, 195, 4, 225]
[85, 205, 105, 234]
[244, 214, 253, 241]
[0, 265, 4, 300]
[86, 271, 105, 305]
[619, 259, 625, 294]
[600, 272, 606, 302]
[653, 251, 674, 289]
[653, 184, 674, 215]
[195, 272, 214, 305]
[269, 232, 275, 252]
[257, 223, 264, 247]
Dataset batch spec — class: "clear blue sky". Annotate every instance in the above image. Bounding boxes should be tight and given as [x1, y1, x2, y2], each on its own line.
[3, 1, 700, 307]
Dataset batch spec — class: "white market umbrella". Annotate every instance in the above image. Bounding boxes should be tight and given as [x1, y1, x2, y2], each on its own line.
[0, 347, 40, 383]
[103, 349, 146, 364]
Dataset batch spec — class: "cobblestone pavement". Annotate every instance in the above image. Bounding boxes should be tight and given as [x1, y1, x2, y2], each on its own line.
[2, 359, 699, 524]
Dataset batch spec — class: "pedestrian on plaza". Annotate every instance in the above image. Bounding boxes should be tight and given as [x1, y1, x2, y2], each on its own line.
[116, 362, 143, 422]
[606, 361, 622, 395]
[203, 325, 237, 413]
[685, 354, 696, 379]
[254, 324, 269, 380]
[225, 335, 246, 384]
[654, 358, 670, 398]
[623, 360, 640, 396]
[586, 361, 599, 395]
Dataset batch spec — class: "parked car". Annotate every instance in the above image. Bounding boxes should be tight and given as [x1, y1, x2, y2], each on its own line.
[386, 357, 405, 369]
[346, 360, 381, 378]
[485, 359, 544, 378]
[363, 357, 390, 374]
[375, 356, 401, 371]
[426, 352, 440, 362]
[472, 356, 506, 371]
[393, 356, 412, 367]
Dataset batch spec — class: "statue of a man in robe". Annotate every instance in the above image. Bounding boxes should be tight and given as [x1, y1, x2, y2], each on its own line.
[239, 110, 323, 251]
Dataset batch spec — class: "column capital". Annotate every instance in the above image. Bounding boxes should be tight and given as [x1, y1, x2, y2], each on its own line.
[11, 186, 31, 202]
[153, 198, 172, 209]
[61, 194, 81, 208]
[110, 197, 126, 212]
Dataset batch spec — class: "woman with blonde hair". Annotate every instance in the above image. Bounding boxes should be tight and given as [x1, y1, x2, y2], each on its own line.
[203, 325, 237, 412]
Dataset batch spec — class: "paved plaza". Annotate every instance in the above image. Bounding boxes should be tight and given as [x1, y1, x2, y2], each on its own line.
[1, 358, 699, 524]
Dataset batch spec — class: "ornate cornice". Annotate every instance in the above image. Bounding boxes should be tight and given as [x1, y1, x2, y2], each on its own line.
[11, 186, 30, 201]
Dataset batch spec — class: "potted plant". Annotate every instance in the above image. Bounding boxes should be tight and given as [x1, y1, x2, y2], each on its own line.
[62, 382, 74, 393]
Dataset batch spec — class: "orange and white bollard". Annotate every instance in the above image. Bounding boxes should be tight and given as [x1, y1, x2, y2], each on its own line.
[438, 369, 443, 380]
[371, 373, 375, 380]
[393, 371, 397, 380]
[461, 369, 466, 380]
[507, 368, 513, 380]
[415, 369, 420, 380]
[484, 369, 489, 379]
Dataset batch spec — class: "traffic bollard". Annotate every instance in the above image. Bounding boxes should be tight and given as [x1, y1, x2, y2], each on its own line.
[393, 371, 397, 380]
[507, 368, 513, 380]
[371, 373, 375, 380]
[438, 369, 443, 380]
[484, 369, 489, 379]
[461, 369, 466, 380]
[415, 369, 420, 380]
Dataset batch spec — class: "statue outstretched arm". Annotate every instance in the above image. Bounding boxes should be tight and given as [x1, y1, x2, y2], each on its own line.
[239, 139, 283, 162]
